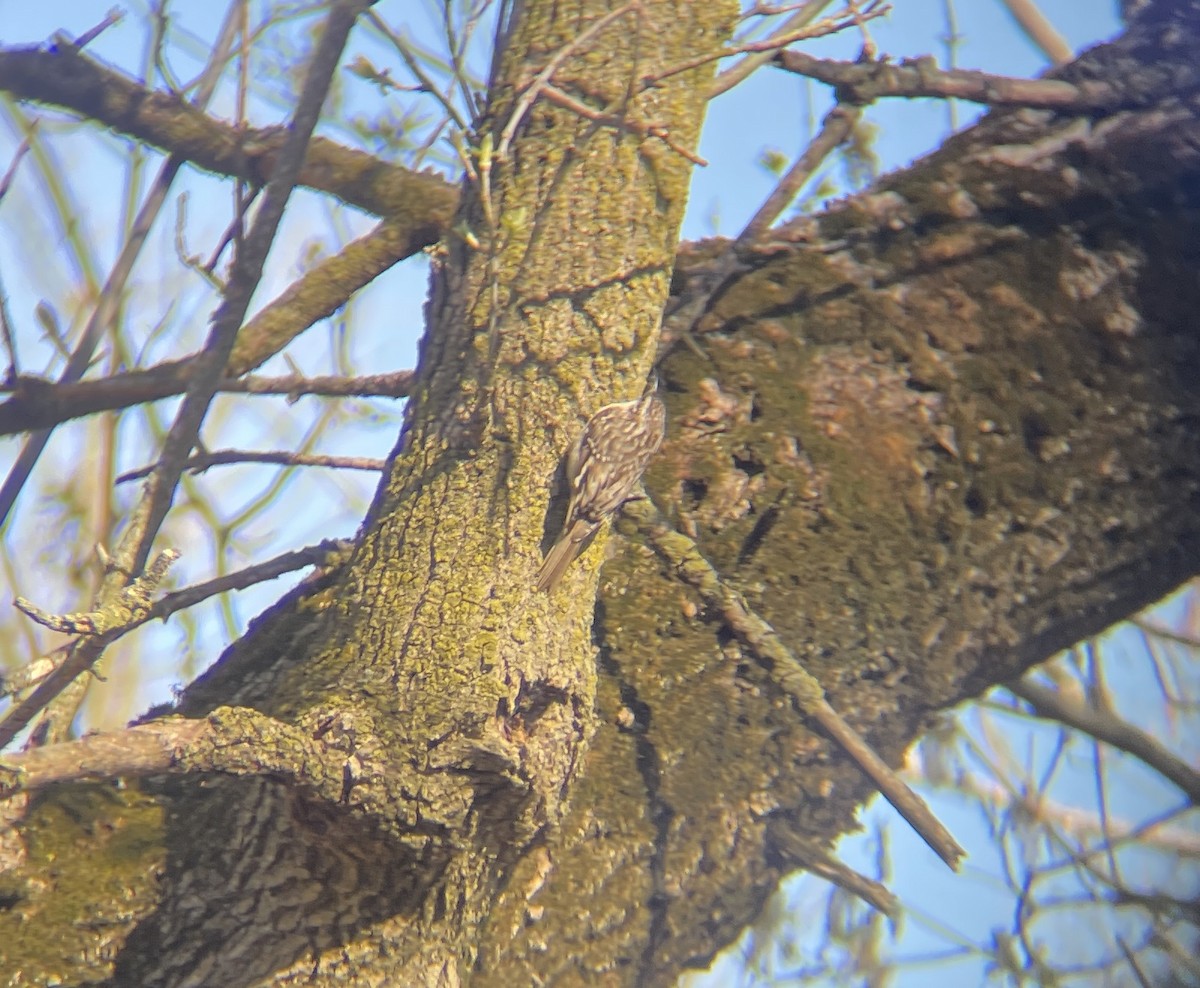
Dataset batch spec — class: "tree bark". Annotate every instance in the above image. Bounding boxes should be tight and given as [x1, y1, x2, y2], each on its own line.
[1, 3, 1198, 987]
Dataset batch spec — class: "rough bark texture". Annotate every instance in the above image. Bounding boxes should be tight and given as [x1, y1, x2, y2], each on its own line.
[1, 2, 1198, 987]
[2, 2, 733, 986]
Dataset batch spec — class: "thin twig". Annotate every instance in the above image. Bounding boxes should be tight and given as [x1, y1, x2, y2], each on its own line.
[0, 131, 30, 203]
[496, 2, 639, 159]
[659, 102, 859, 353]
[2, 537, 350, 742]
[540, 83, 707, 166]
[771, 828, 899, 915]
[122, 0, 370, 578]
[742, 0, 832, 16]
[57, 7, 125, 51]
[7, 539, 347, 692]
[711, 0, 837, 99]
[1131, 618, 1200, 649]
[1008, 676, 1200, 804]
[941, 0, 962, 131]
[0, 9, 241, 531]
[444, 0, 488, 127]
[623, 497, 965, 870]
[367, 10, 471, 134]
[0, 266, 19, 385]
[643, 3, 888, 89]
[736, 103, 860, 246]
[117, 449, 386, 484]
[1115, 936, 1155, 988]
[174, 192, 227, 290]
[15, 549, 180, 635]
[0, 0, 370, 752]
[997, 0, 1073, 66]
[205, 188, 260, 274]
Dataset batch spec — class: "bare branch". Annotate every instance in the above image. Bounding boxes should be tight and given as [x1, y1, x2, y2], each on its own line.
[123, 0, 370, 576]
[0, 8, 241, 529]
[656, 103, 861, 356]
[2, 539, 349, 711]
[117, 449, 386, 484]
[60, 8, 126, 50]
[1008, 676, 1200, 804]
[711, 0, 838, 98]
[0, 45, 457, 221]
[642, 2, 889, 90]
[997, 0, 1074, 67]
[0, 222, 419, 436]
[623, 497, 966, 871]
[227, 369, 415, 399]
[366, 10, 472, 135]
[775, 50, 1142, 110]
[0, 127, 30, 204]
[0, 0, 371, 752]
[14, 548, 180, 636]
[940, 0, 963, 130]
[736, 102, 861, 245]
[771, 830, 900, 914]
[147, 539, 353, 623]
[1133, 617, 1200, 649]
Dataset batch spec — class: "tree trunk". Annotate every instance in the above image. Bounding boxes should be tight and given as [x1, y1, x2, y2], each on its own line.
[1, 3, 1198, 987]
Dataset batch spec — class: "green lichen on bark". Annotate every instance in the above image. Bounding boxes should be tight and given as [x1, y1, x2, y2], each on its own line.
[25, 3, 740, 985]
[477, 25, 1200, 975]
[4, 6, 1198, 988]
[0, 784, 165, 982]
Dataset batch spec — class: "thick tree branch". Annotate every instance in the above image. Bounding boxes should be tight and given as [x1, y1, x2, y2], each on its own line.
[0, 706, 349, 802]
[0, 44, 457, 221]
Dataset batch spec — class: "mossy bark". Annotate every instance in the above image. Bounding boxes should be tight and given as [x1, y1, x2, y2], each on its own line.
[1, 4, 1198, 988]
[476, 10, 1200, 983]
[2, 2, 734, 986]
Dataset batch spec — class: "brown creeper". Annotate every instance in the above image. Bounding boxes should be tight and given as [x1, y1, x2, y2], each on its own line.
[536, 382, 667, 592]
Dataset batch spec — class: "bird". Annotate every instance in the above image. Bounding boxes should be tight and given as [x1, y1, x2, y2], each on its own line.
[536, 380, 667, 593]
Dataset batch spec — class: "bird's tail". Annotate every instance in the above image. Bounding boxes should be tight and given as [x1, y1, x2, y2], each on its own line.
[535, 519, 599, 593]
